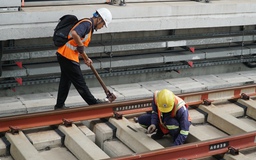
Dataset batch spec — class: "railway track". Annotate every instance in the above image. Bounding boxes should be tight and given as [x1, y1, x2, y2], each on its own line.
[0, 85, 256, 160]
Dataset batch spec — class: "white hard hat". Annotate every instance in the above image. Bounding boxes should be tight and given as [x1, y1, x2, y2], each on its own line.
[96, 8, 112, 28]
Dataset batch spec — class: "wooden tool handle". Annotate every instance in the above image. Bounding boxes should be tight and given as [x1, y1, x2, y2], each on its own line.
[89, 65, 116, 102]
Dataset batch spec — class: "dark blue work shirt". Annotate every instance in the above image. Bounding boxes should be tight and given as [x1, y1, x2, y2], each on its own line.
[74, 18, 94, 38]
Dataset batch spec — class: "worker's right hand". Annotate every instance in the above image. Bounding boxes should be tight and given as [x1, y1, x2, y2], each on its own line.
[147, 124, 156, 134]
[84, 58, 92, 67]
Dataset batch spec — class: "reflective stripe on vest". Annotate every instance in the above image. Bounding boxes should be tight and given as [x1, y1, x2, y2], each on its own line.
[166, 124, 179, 130]
[57, 19, 92, 63]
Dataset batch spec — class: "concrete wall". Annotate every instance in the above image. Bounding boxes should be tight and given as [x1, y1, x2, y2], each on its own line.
[1, 1, 256, 40]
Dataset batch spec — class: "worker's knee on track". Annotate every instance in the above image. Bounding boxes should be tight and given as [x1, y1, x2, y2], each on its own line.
[137, 113, 151, 127]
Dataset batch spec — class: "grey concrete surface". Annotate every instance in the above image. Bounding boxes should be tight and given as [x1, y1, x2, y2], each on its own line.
[1, 1, 256, 40]
[187, 124, 228, 142]
[109, 117, 164, 152]
[1, 70, 256, 117]
[199, 104, 256, 135]
[58, 124, 110, 160]
[26, 129, 62, 151]
[6, 131, 45, 160]
[238, 99, 256, 120]
[0, 138, 7, 156]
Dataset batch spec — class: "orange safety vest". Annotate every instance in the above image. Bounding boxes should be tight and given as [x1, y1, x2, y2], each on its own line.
[154, 91, 191, 134]
[57, 19, 92, 63]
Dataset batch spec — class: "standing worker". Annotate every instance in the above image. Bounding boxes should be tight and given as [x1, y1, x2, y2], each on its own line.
[54, 8, 112, 110]
[138, 89, 191, 146]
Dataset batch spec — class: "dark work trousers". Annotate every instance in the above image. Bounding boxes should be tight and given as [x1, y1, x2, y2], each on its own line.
[55, 52, 97, 108]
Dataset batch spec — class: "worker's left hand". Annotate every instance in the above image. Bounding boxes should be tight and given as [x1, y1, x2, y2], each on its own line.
[84, 58, 92, 67]
[147, 124, 156, 134]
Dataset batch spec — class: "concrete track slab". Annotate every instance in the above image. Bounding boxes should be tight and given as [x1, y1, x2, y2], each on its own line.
[237, 99, 256, 120]
[199, 104, 255, 135]
[189, 109, 205, 124]
[104, 41, 167, 52]
[192, 75, 233, 90]
[50, 86, 121, 108]
[237, 71, 256, 83]
[0, 138, 7, 156]
[204, 47, 250, 59]
[238, 70, 256, 76]
[110, 83, 152, 100]
[211, 102, 244, 117]
[39, 147, 77, 160]
[25, 63, 60, 76]
[26, 130, 62, 151]
[162, 51, 205, 62]
[139, 80, 180, 93]
[2, 52, 30, 61]
[224, 152, 251, 160]
[58, 124, 110, 160]
[0, 156, 13, 160]
[99, 54, 164, 68]
[93, 122, 113, 148]
[187, 124, 228, 142]
[165, 77, 207, 93]
[1, 67, 27, 78]
[0, 96, 26, 117]
[104, 139, 134, 157]
[5, 131, 45, 160]
[50, 90, 86, 108]
[239, 117, 256, 129]
[215, 73, 254, 86]
[240, 147, 256, 160]
[18, 93, 55, 113]
[1, 0, 20, 8]
[109, 117, 164, 153]
[76, 122, 96, 143]
[50, 88, 98, 107]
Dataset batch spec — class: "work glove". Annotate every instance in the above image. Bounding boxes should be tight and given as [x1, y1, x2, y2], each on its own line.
[77, 46, 84, 54]
[147, 124, 156, 134]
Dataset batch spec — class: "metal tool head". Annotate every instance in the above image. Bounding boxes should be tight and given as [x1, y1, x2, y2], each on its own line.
[107, 92, 116, 102]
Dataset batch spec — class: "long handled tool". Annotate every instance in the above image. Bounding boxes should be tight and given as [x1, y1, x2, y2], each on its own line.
[90, 65, 116, 102]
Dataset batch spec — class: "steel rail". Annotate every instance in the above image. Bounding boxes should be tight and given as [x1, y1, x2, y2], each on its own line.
[110, 131, 256, 160]
[0, 84, 256, 133]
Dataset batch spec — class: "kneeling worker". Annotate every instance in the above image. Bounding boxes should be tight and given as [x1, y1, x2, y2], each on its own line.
[138, 89, 191, 146]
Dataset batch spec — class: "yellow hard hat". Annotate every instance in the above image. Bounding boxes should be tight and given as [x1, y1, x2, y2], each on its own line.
[156, 89, 175, 113]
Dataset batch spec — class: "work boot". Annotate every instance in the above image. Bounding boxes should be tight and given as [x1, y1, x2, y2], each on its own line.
[151, 129, 164, 140]
[54, 105, 69, 110]
[96, 98, 109, 104]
